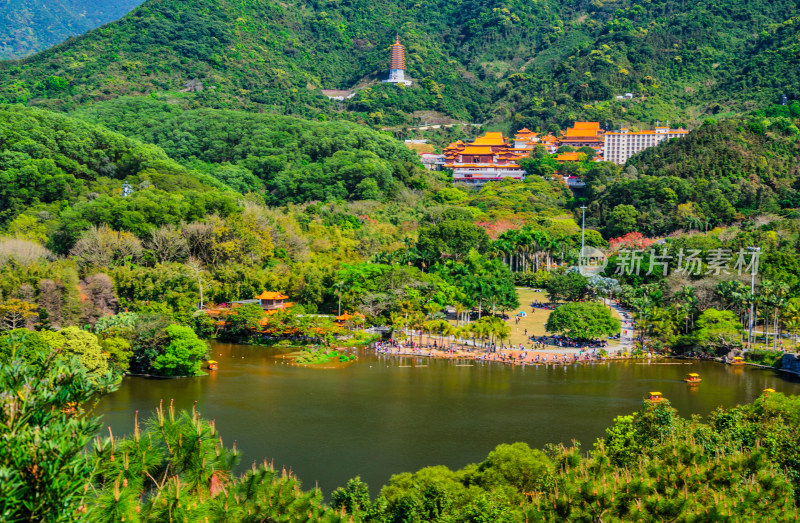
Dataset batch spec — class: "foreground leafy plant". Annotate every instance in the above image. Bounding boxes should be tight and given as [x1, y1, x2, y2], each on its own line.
[0, 330, 116, 522]
[87, 401, 347, 522]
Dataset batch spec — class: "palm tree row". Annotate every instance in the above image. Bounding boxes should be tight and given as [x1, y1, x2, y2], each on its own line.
[629, 281, 800, 351]
[390, 314, 512, 350]
[716, 279, 798, 349]
[491, 227, 568, 273]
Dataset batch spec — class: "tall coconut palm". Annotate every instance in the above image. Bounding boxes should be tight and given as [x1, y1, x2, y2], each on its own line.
[494, 320, 511, 349]
[454, 303, 467, 326]
[409, 311, 426, 346]
[440, 321, 456, 347]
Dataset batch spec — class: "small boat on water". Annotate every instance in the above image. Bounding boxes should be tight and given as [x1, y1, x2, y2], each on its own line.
[684, 372, 701, 383]
[207, 360, 218, 371]
[731, 356, 744, 365]
[763, 388, 776, 395]
[648, 391, 663, 402]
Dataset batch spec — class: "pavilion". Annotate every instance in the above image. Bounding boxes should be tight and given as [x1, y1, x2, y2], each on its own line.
[254, 291, 290, 311]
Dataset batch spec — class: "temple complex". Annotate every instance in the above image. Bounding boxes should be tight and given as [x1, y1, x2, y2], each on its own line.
[512, 128, 539, 148]
[513, 128, 558, 153]
[444, 120, 686, 183]
[383, 35, 412, 85]
[443, 132, 526, 184]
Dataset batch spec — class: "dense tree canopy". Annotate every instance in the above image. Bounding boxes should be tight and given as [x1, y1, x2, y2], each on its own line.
[2, 0, 800, 126]
[545, 302, 620, 339]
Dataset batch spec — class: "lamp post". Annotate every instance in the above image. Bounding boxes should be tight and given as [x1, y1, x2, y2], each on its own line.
[579, 205, 587, 274]
[747, 246, 760, 347]
[336, 281, 344, 316]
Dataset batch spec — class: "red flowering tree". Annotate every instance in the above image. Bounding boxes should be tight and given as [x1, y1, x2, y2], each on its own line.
[608, 232, 656, 252]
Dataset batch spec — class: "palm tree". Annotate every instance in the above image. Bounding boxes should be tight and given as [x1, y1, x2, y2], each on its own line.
[781, 298, 800, 349]
[390, 312, 407, 339]
[453, 326, 467, 348]
[454, 302, 467, 326]
[494, 320, 511, 350]
[332, 280, 347, 316]
[472, 322, 489, 350]
[784, 318, 800, 348]
[440, 321, 456, 347]
[492, 236, 515, 269]
[410, 311, 426, 346]
[675, 286, 696, 334]
[424, 302, 441, 320]
[759, 280, 788, 349]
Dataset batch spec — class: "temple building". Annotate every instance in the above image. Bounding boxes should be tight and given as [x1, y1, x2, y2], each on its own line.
[604, 125, 688, 164]
[558, 122, 605, 151]
[513, 128, 540, 148]
[513, 128, 558, 154]
[443, 132, 525, 185]
[201, 290, 292, 327]
[254, 291, 290, 311]
[383, 35, 412, 86]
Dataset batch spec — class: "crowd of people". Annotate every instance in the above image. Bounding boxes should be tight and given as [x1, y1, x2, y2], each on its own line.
[530, 335, 609, 349]
[530, 299, 557, 311]
[369, 338, 613, 367]
[365, 292, 628, 367]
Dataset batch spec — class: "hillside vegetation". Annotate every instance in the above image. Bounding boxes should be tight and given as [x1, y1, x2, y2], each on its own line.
[0, 104, 235, 248]
[584, 105, 800, 236]
[73, 97, 445, 204]
[1, 0, 800, 127]
[0, 0, 141, 59]
[0, 103, 453, 259]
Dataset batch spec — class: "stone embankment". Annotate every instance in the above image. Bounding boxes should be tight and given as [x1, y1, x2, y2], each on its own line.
[780, 353, 800, 377]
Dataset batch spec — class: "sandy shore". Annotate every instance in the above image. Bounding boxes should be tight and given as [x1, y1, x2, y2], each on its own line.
[370, 345, 623, 366]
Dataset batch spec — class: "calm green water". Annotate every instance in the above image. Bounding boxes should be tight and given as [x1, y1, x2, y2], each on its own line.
[94, 342, 800, 496]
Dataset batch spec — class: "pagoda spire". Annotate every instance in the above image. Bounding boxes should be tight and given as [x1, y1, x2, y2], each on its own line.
[384, 32, 410, 85]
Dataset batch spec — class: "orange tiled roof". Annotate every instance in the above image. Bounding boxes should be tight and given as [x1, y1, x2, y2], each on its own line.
[556, 152, 583, 162]
[336, 311, 365, 321]
[471, 132, 506, 146]
[255, 291, 289, 300]
[574, 121, 601, 130]
[459, 146, 496, 155]
[561, 122, 602, 139]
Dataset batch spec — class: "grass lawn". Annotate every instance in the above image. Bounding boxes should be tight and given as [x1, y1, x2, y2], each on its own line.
[429, 287, 624, 349]
[506, 287, 623, 347]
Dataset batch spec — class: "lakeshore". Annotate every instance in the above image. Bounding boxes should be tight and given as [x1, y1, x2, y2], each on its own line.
[370, 342, 619, 366]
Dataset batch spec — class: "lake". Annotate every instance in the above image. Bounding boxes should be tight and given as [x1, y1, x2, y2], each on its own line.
[94, 342, 800, 496]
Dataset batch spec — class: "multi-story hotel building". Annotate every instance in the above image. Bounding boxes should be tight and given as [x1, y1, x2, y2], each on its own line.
[604, 126, 689, 164]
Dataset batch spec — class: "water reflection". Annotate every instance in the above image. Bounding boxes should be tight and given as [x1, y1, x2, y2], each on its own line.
[94, 342, 800, 496]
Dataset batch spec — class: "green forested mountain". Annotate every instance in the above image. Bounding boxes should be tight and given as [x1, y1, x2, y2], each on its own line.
[584, 105, 800, 236]
[73, 97, 444, 204]
[1, 0, 799, 126]
[0, 104, 237, 251]
[0, 0, 141, 59]
[0, 103, 446, 256]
